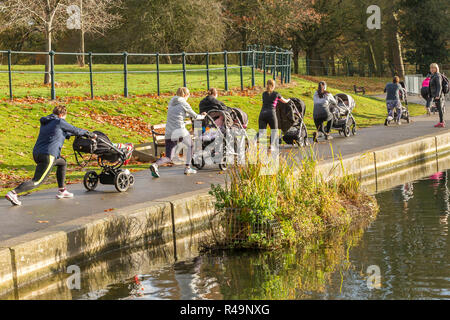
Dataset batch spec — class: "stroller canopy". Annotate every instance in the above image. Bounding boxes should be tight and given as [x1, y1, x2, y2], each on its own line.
[276, 98, 306, 133]
[334, 94, 356, 112]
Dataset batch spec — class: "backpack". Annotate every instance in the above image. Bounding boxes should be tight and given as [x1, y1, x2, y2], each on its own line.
[73, 136, 97, 154]
[442, 74, 449, 95]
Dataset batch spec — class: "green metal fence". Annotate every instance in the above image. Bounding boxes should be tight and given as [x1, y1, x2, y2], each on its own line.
[0, 48, 292, 100]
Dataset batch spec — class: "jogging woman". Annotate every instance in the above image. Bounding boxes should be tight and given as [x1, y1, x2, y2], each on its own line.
[149, 87, 205, 177]
[5, 105, 94, 206]
[313, 81, 337, 142]
[429, 63, 445, 127]
[258, 79, 290, 141]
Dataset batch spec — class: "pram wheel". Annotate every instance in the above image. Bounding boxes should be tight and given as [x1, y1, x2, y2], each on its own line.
[83, 171, 99, 191]
[191, 155, 205, 170]
[351, 118, 357, 135]
[128, 174, 135, 187]
[114, 171, 130, 192]
[343, 125, 351, 137]
[219, 163, 228, 171]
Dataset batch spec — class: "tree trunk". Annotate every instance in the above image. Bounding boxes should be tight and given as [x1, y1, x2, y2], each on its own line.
[78, 0, 85, 67]
[44, 29, 52, 84]
[391, 31, 405, 77]
[387, 12, 405, 78]
[79, 29, 85, 67]
[293, 47, 299, 74]
[367, 43, 377, 76]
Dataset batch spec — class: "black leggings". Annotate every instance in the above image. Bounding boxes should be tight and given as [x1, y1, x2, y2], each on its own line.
[435, 98, 444, 123]
[14, 154, 66, 194]
[314, 117, 333, 134]
[258, 110, 278, 131]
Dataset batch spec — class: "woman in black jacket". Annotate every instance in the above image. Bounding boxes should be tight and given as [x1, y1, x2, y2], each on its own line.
[429, 63, 445, 127]
[199, 88, 229, 114]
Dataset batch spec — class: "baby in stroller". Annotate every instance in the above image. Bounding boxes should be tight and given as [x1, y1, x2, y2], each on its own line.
[192, 108, 248, 171]
[73, 131, 135, 192]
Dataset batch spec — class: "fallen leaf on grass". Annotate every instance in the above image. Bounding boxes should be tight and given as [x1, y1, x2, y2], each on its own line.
[37, 220, 49, 224]
[104, 208, 115, 212]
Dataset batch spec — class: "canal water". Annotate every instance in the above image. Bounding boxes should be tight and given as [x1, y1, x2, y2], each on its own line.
[8, 169, 450, 300]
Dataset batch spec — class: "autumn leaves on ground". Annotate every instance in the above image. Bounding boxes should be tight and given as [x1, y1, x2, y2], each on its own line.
[0, 71, 426, 196]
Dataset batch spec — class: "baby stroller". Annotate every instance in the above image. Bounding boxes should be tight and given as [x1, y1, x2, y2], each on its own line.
[276, 97, 309, 146]
[73, 131, 135, 192]
[331, 93, 357, 137]
[191, 108, 248, 171]
[386, 83, 410, 125]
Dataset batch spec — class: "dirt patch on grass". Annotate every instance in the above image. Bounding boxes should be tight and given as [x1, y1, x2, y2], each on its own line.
[298, 75, 390, 95]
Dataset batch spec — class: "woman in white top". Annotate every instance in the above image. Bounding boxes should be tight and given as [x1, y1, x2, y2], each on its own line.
[150, 87, 204, 177]
[313, 81, 337, 142]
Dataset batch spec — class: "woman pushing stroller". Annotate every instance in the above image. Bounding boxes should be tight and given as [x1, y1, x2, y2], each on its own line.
[384, 76, 404, 126]
[258, 79, 291, 144]
[5, 105, 95, 206]
[149, 87, 205, 178]
[312, 81, 337, 142]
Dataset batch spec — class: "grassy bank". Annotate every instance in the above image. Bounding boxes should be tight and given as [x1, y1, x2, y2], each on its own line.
[0, 72, 425, 196]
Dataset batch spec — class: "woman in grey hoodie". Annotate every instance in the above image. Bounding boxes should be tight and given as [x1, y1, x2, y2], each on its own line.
[150, 87, 204, 177]
[313, 81, 337, 142]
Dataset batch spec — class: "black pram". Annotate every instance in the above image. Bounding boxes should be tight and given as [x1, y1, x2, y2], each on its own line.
[276, 97, 309, 146]
[73, 131, 135, 192]
[330, 93, 357, 137]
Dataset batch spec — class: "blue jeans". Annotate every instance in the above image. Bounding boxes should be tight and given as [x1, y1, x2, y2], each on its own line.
[387, 100, 402, 122]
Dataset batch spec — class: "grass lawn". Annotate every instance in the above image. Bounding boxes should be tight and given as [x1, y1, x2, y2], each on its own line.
[0, 69, 426, 197]
[0, 64, 266, 99]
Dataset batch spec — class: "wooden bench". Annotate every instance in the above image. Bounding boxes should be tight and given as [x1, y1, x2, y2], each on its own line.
[353, 85, 366, 95]
[151, 120, 192, 157]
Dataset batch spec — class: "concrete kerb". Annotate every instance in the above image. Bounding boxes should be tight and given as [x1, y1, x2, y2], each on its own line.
[0, 248, 14, 297]
[316, 130, 450, 181]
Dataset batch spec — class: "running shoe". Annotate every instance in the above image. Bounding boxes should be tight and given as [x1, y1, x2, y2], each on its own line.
[149, 164, 160, 178]
[184, 167, 197, 175]
[5, 191, 21, 206]
[56, 189, 74, 199]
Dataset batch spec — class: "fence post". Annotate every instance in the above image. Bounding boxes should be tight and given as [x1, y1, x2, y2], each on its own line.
[251, 50, 256, 88]
[280, 54, 285, 84]
[224, 50, 228, 91]
[273, 51, 277, 81]
[7, 50, 12, 100]
[182, 52, 187, 87]
[88, 52, 94, 99]
[287, 53, 290, 83]
[289, 54, 292, 83]
[239, 51, 244, 91]
[206, 52, 210, 90]
[156, 53, 160, 96]
[285, 53, 289, 84]
[50, 51, 56, 100]
[123, 52, 128, 98]
[263, 50, 266, 86]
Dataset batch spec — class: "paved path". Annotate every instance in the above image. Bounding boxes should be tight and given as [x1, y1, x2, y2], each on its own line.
[1, 94, 449, 242]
